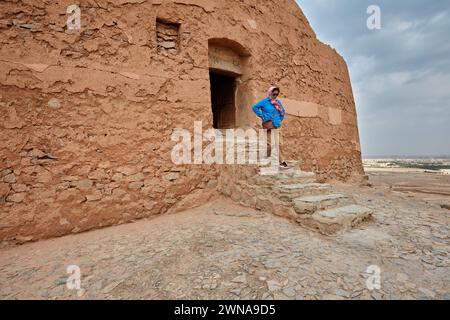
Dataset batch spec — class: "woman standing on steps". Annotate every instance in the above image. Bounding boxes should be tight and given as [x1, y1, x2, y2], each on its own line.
[252, 85, 288, 168]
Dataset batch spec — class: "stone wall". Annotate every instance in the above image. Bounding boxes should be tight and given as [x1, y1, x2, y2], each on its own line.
[0, 0, 364, 243]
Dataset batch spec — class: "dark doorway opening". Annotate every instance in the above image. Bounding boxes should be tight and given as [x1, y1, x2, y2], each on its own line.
[209, 71, 236, 129]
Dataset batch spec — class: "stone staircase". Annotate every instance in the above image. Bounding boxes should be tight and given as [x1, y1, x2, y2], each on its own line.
[219, 161, 372, 235]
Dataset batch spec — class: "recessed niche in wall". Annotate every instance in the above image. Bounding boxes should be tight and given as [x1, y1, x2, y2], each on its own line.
[156, 19, 180, 55]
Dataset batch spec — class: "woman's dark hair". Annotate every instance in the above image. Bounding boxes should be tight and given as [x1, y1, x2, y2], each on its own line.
[271, 85, 280, 93]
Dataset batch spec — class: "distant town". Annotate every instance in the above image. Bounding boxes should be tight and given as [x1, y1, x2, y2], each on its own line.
[363, 156, 450, 174]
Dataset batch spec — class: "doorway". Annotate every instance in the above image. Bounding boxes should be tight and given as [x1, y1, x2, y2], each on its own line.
[209, 71, 236, 129]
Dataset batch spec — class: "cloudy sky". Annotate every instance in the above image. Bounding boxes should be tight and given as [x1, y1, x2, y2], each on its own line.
[297, 0, 450, 157]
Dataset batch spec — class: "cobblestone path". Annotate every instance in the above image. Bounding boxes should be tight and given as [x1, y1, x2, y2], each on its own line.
[0, 186, 448, 300]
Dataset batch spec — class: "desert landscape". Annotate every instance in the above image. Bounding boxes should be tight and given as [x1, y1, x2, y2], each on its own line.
[0, 160, 448, 300]
[364, 158, 450, 209]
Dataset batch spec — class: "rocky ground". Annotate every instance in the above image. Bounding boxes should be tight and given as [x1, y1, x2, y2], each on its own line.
[0, 171, 448, 300]
[365, 168, 450, 208]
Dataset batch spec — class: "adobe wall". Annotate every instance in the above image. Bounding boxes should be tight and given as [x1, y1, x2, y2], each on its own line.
[0, 0, 364, 243]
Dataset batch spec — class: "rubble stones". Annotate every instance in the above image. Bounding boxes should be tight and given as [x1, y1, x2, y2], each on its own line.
[86, 190, 103, 202]
[163, 172, 180, 182]
[0, 183, 10, 199]
[129, 181, 144, 190]
[6, 193, 26, 203]
[74, 179, 93, 191]
[47, 98, 61, 110]
[11, 184, 27, 193]
[3, 173, 16, 184]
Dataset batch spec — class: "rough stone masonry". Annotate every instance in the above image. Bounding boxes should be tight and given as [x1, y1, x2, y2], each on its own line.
[0, 0, 365, 243]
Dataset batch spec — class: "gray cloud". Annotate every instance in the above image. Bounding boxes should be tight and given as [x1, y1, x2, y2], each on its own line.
[297, 0, 450, 156]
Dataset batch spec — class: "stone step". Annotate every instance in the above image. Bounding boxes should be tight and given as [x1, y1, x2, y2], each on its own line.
[272, 182, 333, 202]
[274, 169, 314, 179]
[284, 160, 300, 168]
[259, 166, 281, 175]
[258, 160, 301, 171]
[221, 167, 373, 236]
[293, 193, 353, 215]
[279, 182, 331, 191]
[251, 170, 316, 186]
[257, 177, 318, 187]
[297, 205, 373, 235]
[256, 159, 298, 163]
[226, 181, 373, 236]
[272, 182, 332, 200]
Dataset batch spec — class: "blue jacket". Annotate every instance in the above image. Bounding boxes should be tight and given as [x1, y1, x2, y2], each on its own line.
[252, 97, 286, 128]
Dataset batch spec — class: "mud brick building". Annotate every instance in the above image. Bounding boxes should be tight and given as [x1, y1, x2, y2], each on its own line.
[0, 0, 365, 243]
